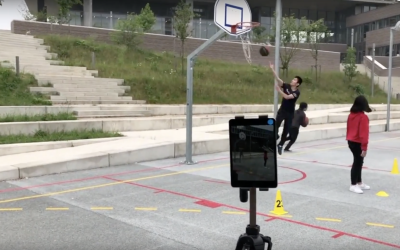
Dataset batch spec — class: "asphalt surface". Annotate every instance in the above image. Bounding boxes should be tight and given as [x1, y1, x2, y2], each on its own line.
[1, 131, 400, 250]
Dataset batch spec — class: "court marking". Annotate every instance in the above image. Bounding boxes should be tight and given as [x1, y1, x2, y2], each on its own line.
[179, 209, 201, 213]
[316, 218, 342, 222]
[91, 207, 113, 210]
[106, 177, 400, 249]
[46, 207, 69, 211]
[222, 211, 246, 215]
[0, 208, 22, 211]
[0, 157, 229, 194]
[135, 207, 157, 211]
[282, 136, 400, 156]
[366, 223, 395, 228]
[0, 164, 228, 204]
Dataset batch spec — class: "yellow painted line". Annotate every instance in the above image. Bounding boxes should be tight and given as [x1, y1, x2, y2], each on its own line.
[316, 217, 342, 222]
[91, 207, 113, 210]
[135, 207, 157, 211]
[283, 136, 400, 156]
[366, 222, 395, 228]
[267, 214, 293, 218]
[179, 209, 201, 213]
[222, 211, 246, 215]
[0, 208, 23, 211]
[46, 207, 69, 211]
[0, 164, 228, 204]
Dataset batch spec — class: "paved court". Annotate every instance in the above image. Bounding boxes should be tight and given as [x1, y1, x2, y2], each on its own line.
[0, 131, 399, 250]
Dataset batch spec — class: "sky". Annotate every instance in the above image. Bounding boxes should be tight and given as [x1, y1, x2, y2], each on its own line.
[0, 0, 27, 30]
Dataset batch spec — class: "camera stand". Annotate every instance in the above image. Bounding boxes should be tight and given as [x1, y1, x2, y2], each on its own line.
[235, 188, 273, 250]
[233, 115, 273, 250]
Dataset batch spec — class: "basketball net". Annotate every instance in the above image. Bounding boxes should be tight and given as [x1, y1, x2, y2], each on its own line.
[239, 32, 252, 64]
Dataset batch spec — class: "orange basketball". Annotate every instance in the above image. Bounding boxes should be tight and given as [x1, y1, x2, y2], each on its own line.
[302, 117, 309, 127]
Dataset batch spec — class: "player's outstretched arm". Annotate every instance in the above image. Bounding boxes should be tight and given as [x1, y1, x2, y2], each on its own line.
[269, 62, 283, 86]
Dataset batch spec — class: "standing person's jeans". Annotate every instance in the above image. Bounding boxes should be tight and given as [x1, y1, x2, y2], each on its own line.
[348, 141, 364, 185]
[276, 109, 294, 146]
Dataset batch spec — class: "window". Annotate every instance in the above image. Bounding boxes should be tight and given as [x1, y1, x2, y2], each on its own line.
[261, 7, 271, 17]
[318, 11, 326, 20]
[289, 8, 299, 18]
[363, 6, 369, 13]
[355, 6, 361, 15]
[389, 17, 397, 26]
[370, 22, 375, 30]
[370, 6, 377, 11]
[308, 10, 317, 21]
[299, 9, 308, 20]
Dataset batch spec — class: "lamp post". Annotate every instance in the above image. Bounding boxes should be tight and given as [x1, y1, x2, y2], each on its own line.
[386, 21, 400, 132]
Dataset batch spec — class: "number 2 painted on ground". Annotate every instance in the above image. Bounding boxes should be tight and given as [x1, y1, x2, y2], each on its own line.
[276, 200, 282, 207]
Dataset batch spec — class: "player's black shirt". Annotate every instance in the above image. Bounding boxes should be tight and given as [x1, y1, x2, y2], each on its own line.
[279, 83, 300, 114]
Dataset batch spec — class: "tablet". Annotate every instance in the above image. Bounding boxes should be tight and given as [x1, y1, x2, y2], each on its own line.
[229, 118, 278, 188]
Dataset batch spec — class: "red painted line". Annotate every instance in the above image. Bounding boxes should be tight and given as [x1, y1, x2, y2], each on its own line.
[195, 200, 222, 208]
[0, 157, 228, 194]
[265, 217, 277, 222]
[203, 166, 307, 186]
[154, 190, 164, 194]
[103, 176, 400, 249]
[283, 158, 390, 173]
[332, 233, 345, 239]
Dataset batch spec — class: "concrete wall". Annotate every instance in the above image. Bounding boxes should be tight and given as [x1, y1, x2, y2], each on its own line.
[346, 2, 400, 27]
[11, 20, 341, 71]
[366, 27, 400, 50]
[364, 56, 400, 77]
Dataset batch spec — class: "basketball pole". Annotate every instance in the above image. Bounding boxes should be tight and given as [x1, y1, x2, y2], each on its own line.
[273, 0, 282, 119]
[182, 29, 226, 165]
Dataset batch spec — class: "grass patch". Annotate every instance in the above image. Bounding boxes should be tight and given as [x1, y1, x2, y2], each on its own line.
[0, 129, 123, 145]
[0, 112, 76, 122]
[39, 34, 399, 104]
[0, 67, 51, 106]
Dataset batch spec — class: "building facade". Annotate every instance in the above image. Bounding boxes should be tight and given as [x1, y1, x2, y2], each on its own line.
[26, 0, 399, 63]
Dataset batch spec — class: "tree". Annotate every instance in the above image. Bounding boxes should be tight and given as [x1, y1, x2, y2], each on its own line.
[112, 13, 142, 51]
[307, 18, 328, 82]
[0, 0, 3, 6]
[271, 13, 308, 77]
[173, 0, 198, 75]
[56, 0, 82, 24]
[135, 3, 156, 32]
[252, 26, 268, 44]
[342, 47, 359, 83]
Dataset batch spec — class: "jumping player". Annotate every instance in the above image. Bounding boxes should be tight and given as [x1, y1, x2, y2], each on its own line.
[263, 149, 268, 167]
[281, 102, 308, 152]
[269, 62, 302, 155]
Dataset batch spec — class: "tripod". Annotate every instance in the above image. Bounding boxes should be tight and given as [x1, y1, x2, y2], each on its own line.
[233, 115, 273, 250]
[235, 188, 273, 250]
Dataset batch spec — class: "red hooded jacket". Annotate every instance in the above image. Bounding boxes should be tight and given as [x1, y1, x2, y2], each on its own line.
[346, 112, 370, 151]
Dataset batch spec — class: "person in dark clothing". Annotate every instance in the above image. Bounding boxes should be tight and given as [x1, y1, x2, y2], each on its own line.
[346, 95, 372, 194]
[269, 62, 302, 155]
[263, 150, 268, 167]
[281, 102, 308, 152]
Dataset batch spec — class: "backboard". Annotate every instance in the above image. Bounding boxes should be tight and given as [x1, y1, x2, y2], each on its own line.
[214, 0, 252, 36]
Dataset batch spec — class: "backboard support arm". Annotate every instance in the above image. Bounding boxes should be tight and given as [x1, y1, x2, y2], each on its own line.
[181, 29, 226, 165]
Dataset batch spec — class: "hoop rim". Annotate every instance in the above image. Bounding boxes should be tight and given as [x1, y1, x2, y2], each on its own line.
[231, 21, 260, 34]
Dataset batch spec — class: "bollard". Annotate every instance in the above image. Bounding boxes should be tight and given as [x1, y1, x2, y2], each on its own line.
[15, 56, 20, 76]
[91, 52, 96, 68]
[397, 93, 400, 100]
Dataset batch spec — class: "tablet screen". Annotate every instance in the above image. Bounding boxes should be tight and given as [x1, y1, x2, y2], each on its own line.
[230, 123, 276, 183]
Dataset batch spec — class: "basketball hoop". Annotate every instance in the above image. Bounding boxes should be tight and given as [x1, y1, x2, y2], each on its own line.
[231, 22, 260, 64]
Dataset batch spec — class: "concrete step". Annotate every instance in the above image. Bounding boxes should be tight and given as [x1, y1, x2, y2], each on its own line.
[54, 87, 128, 93]
[53, 83, 122, 88]
[22, 65, 88, 71]
[0, 50, 52, 57]
[59, 92, 120, 97]
[30, 87, 58, 95]
[50, 96, 133, 101]
[0, 32, 42, 40]
[38, 77, 123, 85]
[0, 43, 50, 50]
[23, 70, 94, 77]
[72, 110, 150, 118]
[51, 100, 146, 105]
[0, 53, 59, 60]
[0, 38, 44, 45]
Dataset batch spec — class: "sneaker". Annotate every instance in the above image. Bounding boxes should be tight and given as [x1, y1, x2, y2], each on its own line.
[277, 145, 283, 155]
[358, 183, 371, 190]
[349, 185, 363, 194]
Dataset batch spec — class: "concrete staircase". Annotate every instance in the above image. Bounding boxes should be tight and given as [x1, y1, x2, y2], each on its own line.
[0, 30, 146, 106]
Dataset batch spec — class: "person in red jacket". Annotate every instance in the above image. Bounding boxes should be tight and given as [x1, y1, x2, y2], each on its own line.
[346, 95, 372, 194]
